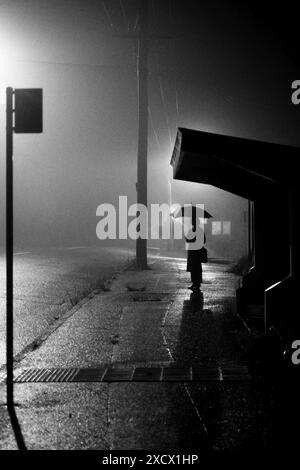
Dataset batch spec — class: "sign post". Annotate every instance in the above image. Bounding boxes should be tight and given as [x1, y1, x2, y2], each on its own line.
[6, 87, 13, 409]
[6, 87, 43, 448]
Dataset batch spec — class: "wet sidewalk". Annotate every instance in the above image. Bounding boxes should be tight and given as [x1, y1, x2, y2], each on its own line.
[0, 255, 296, 451]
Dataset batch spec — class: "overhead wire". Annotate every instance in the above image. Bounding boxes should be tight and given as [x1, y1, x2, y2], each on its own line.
[119, 0, 129, 31]
[148, 105, 161, 152]
[102, 1, 116, 33]
[151, 0, 173, 153]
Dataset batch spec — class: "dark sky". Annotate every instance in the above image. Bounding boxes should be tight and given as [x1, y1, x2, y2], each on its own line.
[0, 1, 299, 247]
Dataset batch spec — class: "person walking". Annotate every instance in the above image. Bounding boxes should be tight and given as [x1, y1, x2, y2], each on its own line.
[185, 221, 206, 292]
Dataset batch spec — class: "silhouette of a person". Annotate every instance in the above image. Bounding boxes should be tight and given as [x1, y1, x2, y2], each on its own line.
[185, 222, 206, 292]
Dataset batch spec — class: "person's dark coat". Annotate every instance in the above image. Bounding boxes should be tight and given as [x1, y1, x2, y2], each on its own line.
[186, 227, 206, 275]
[186, 249, 203, 273]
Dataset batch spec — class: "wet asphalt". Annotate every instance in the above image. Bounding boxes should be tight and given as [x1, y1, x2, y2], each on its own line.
[0, 255, 298, 452]
[0, 246, 134, 365]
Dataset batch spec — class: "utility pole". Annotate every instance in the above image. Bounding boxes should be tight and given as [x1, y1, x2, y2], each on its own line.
[136, 0, 149, 269]
[113, 0, 171, 269]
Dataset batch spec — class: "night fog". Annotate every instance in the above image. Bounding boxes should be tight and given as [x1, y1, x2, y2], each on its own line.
[0, 0, 299, 249]
[1, 0, 300, 454]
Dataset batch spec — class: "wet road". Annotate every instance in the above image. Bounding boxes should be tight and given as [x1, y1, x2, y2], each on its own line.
[0, 257, 237, 450]
[1, 256, 296, 451]
[0, 246, 134, 366]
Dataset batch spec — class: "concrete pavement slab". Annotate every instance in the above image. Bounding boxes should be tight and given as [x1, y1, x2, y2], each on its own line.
[2, 255, 288, 451]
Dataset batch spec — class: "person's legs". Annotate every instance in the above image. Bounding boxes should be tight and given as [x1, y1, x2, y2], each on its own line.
[189, 278, 194, 289]
[191, 270, 201, 290]
[189, 261, 203, 291]
[188, 272, 194, 290]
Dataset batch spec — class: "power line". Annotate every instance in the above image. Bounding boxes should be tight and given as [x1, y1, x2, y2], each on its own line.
[3, 58, 280, 111]
[119, 0, 129, 31]
[3, 57, 137, 71]
[158, 74, 173, 151]
[151, 0, 173, 152]
[166, 2, 179, 133]
[133, 14, 139, 31]
[174, 73, 180, 130]
[131, 41, 137, 68]
[148, 105, 161, 151]
[102, 1, 116, 33]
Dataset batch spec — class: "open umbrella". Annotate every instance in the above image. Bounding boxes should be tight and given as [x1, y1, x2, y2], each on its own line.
[172, 204, 213, 220]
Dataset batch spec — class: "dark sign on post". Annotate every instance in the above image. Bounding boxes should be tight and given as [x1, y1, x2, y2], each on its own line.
[14, 88, 43, 133]
[5, 87, 43, 449]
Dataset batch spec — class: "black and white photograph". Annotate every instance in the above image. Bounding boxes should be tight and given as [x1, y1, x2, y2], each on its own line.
[0, 0, 300, 461]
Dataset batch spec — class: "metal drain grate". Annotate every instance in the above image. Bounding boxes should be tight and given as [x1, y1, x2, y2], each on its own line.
[15, 368, 79, 383]
[131, 295, 163, 302]
[0, 365, 250, 384]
